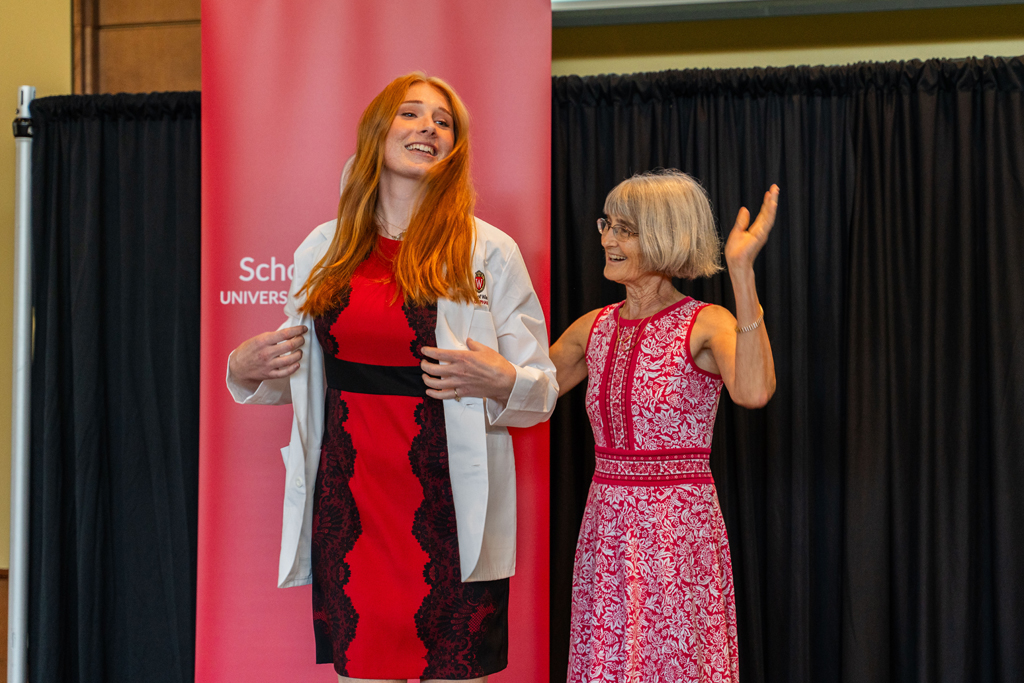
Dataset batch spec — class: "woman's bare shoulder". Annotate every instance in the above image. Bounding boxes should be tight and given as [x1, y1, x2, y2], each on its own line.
[578, 306, 604, 328]
[694, 302, 735, 326]
[692, 303, 736, 343]
[563, 307, 605, 347]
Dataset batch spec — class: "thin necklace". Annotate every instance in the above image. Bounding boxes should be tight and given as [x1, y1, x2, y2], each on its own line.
[616, 309, 653, 355]
[376, 213, 406, 240]
[616, 295, 673, 355]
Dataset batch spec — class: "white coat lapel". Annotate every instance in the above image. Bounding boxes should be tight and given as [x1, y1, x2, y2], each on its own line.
[435, 239, 491, 581]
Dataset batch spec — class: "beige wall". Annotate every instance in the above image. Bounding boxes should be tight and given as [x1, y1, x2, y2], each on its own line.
[0, 0, 72, 569]
[553, 5, 1024, 75]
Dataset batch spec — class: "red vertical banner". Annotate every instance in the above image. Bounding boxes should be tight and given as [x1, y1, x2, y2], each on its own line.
[198, 2, 552, 681]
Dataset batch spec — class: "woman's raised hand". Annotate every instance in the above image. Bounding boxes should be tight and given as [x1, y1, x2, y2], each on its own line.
[724, 184, 779, 272]
[420, 339, 517, 403]
[228, 325, 307, 393]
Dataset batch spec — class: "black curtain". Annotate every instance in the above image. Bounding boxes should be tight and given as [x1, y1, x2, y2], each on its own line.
[551, 58, 1024, 683]
[28, 92, 201, 683]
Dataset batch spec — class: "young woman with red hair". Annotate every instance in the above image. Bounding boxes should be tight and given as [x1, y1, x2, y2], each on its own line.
[227, 73, 556, 683]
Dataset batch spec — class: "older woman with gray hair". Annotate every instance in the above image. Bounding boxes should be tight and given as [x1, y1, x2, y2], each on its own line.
[551, 170, 778, 683]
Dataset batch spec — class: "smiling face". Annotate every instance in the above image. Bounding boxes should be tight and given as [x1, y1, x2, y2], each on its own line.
[381, 82, 455, 183]
[601, 214, 651, 285]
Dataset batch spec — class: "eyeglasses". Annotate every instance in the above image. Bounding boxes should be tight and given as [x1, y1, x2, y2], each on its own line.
[596, 218, 638, 241]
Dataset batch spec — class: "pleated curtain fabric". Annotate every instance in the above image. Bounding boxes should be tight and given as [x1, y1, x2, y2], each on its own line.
[28, 92, 201, 683]
[550, 57, 1024, 683]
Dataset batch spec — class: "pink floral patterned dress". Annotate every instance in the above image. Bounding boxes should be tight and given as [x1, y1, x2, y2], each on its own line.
[568, 297, 739, 683]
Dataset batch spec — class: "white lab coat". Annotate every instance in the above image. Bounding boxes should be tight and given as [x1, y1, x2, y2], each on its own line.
[227, 217, 557, 587]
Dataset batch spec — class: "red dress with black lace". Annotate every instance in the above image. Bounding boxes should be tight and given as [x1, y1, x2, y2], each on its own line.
[568, 297, 739, 683]
[311, 236, 508, 680]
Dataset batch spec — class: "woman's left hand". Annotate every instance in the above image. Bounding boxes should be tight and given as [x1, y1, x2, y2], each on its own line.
[724, 184, 779, 272]
[701, 183, 779, 409]
[421, 339, 517, 403]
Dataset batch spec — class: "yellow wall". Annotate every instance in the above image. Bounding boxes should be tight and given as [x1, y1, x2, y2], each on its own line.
[0, 0, 72, 569]
[554, 5, 1024, 75]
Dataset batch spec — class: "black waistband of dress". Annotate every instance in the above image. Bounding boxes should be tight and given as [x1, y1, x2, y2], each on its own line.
[323, 356, 427, 397]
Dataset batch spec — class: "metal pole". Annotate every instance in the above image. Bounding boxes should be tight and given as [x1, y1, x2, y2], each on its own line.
[9, 84, 35, 683]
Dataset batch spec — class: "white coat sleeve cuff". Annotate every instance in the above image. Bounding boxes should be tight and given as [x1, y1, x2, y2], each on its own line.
[226, 350, 292, 405]
[486, 364, 556, 427]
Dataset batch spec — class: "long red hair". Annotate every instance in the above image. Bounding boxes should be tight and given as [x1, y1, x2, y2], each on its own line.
[299, 73, 477, 316]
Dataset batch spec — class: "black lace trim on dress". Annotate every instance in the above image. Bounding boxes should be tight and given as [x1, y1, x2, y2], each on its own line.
[403, 302, 508, 679]
[311, 391, 361, 674]
[402, 300, 437, 361]
[313, 285, 351, 360]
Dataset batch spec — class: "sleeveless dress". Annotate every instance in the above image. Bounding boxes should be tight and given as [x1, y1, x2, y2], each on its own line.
[311, 236, 509, 680]
[568, 297, 739, 683]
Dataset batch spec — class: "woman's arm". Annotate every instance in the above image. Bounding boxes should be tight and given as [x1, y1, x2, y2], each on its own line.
[693, 185, 778, 408]
[421, 243, 558, 427]
[225, 220, 333, 405]
[550, 309, 600, 397]
[227, 324, 307, 395]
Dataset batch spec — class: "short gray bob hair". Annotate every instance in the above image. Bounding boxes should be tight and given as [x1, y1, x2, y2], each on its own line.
[603, 169, 723, 279]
